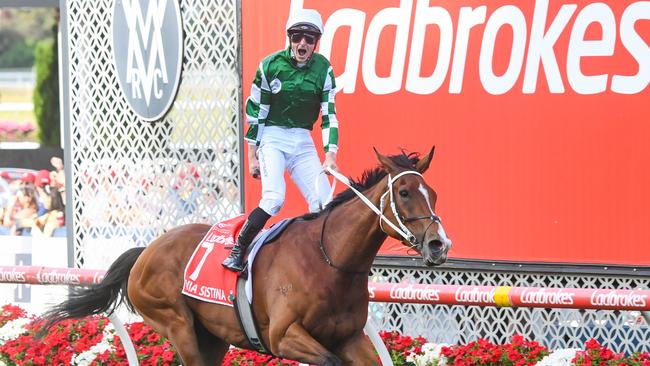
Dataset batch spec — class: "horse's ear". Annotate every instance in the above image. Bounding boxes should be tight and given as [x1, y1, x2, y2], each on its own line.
[374, 147, 399, 172]
[415, 146, 435, 173]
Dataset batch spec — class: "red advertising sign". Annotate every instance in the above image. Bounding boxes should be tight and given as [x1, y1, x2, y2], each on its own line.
[241, 0, 650, 265]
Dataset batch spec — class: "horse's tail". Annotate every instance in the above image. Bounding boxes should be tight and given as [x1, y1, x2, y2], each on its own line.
[41, 247, 146, 330]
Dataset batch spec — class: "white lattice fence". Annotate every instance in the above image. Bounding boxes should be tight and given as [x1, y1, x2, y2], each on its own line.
[61, 0, 242, 268]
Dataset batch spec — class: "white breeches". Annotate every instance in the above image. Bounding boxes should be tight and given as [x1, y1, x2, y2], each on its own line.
[257, 126, 332, 216]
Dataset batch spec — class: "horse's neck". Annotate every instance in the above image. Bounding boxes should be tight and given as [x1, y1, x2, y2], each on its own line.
[325, 176, 389, 272]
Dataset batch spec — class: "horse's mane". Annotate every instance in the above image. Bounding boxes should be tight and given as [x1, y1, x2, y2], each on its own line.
[299, 151, 422, 220]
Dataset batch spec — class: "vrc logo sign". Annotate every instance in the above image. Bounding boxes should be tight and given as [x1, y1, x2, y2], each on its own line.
[112, 0, 183, 121]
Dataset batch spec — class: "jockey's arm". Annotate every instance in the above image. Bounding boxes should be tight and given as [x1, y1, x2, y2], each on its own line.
[321, 66, 339, 174]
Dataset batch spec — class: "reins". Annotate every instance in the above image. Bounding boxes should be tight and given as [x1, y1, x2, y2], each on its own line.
[318, 210, 368, 274]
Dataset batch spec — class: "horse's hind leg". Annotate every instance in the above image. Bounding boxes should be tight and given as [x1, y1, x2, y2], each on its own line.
[139, 307, 226, 366]
[195, 317, 230, 364]
[273, 322, 342, 365]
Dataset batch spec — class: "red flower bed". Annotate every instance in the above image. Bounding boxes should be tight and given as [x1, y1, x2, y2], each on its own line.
[573, 338, 650, 366]
[1, 317, 107, 365]
[0, 304, 28, 327]
[221, 348, 302, 365]
[91, 322, 181, 366]
[379, 330, 427, 364]
[1, 304, 650, 365]
[440, 334, 549, 365]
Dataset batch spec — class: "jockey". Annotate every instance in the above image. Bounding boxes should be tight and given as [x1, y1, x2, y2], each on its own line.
[223, 8, 340, 272]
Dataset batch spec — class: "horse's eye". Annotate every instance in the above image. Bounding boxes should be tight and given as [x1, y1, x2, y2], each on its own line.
[399, 190, 409, 198]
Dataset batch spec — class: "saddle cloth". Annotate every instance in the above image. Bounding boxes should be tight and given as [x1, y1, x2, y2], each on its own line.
[182, 215, 293, 306]
[182, 214, 245, 306]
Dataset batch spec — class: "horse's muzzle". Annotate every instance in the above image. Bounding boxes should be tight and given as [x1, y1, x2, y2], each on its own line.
[422, 238, 451, 266]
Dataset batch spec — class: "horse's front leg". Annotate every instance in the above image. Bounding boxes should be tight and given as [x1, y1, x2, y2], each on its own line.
[335, 331, 381, 366]
[271, 322, 342, 366]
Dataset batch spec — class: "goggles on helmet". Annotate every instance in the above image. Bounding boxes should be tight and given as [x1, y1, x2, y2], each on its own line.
[289, 32, 318, 45]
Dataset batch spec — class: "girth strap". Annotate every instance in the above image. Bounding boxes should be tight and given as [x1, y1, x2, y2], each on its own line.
[232, 218, 295, 355]
[234, 277, 271, 355]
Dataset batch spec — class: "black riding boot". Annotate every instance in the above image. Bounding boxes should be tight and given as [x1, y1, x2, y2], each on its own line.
[222, 208, 271, 272]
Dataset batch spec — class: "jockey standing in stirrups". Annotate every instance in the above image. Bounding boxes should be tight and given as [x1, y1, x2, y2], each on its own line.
[223, 9, 340, 272]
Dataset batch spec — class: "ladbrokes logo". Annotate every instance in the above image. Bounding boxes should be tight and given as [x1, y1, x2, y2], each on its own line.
[520, 288, 574, 305]
[0, 267, 26, 283]
[454, 286, 495, 304]
[389, 284, 441, 301]
[205, 233, 235, 247]
[113, 0, 183, 121]
[590, 290, 647, 308]
[37, 269, 81, 285]
[300, 0, 649, 95]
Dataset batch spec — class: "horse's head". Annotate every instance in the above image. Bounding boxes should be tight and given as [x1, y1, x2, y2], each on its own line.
[374, 147, 452, 266]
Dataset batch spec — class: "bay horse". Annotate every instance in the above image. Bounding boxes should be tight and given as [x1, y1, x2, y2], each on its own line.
[42, 147, 452, 365]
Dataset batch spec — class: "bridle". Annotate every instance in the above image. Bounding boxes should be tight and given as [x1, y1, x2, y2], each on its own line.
[321, 167, 440, 256]
[318, 168, 440, 271]
[378, 170, 441, 248]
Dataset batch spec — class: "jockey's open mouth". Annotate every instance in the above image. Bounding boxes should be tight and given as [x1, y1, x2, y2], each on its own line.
[297, 47, 308, 56]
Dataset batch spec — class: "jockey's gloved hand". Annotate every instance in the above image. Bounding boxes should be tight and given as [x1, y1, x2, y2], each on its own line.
[323, 151, 338, 174]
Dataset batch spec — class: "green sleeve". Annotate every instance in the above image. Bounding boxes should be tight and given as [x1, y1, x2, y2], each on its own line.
[244, 62, 272, 145]
[320, 66, 339, 153]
